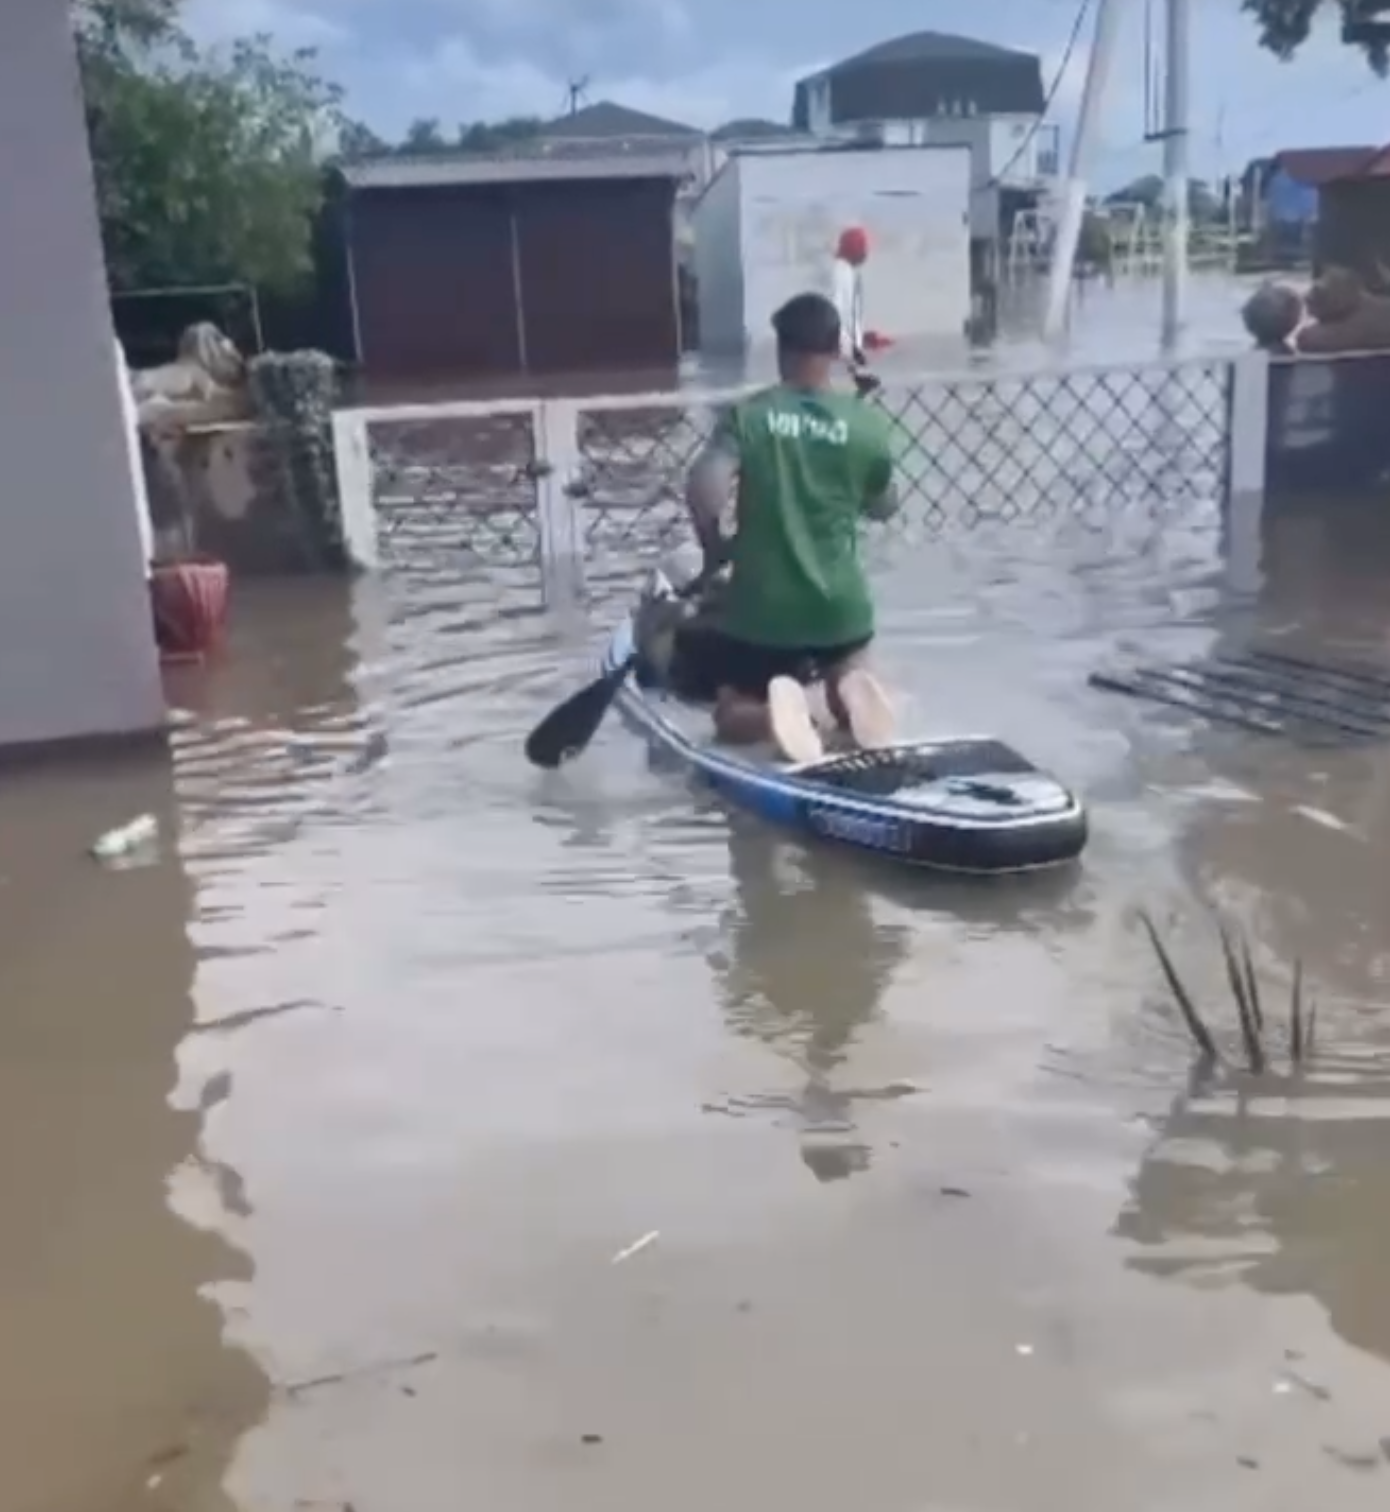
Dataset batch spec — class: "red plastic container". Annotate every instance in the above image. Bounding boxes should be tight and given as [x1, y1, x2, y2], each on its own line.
[150, 557, 230, 664]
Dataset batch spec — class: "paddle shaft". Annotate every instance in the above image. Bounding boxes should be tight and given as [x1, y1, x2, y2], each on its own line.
[523, 568, 715, 768]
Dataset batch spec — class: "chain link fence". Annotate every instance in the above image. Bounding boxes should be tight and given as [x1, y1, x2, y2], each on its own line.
[369, 410, 542, 574]
[346, 355, 1236, 585]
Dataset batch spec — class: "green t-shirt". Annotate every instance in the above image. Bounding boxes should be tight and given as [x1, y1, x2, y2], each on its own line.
[711, 384, 895, 648]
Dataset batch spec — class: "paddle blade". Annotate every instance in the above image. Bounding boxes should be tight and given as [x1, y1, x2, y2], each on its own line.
[524, 660, 631, 768]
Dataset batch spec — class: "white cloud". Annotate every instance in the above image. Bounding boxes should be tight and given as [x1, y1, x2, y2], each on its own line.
[179, 0, 1390, 170]
[394, 34, 812, 131]
[184, 0, 349, 49]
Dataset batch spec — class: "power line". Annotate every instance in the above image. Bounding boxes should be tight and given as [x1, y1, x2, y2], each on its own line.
[988, 0, 1093, 188]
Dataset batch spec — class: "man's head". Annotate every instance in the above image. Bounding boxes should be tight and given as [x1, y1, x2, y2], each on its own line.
[1307, 266, 1364, 324]
[837, 226, 869, 266]
[771, 292, 841, 387]
[1241, 281, 1303, 352]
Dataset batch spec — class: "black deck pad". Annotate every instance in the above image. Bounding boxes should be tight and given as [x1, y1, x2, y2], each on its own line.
[801, 738, 1038, 800]
[1089, 647, 1390, 744]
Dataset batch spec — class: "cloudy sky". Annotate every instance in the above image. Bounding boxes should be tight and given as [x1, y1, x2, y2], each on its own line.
[184, 0, 1390, 185]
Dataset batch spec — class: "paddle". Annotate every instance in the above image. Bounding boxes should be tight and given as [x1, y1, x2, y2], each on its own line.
[524, 569, 711, 769]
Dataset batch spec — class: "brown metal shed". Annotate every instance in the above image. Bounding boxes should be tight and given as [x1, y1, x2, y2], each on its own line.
[335, 153, 688, 381]
[1315, 143, 1390, 282]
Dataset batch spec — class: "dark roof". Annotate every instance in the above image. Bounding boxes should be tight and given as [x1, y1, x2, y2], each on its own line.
[540, 100, 701, 142]
[838, 31, 1037, 66]
[711, 117, 797, 142]
[338, 152, 689, 191]
[1273, 146, 1379, 186]
[1348, 143, 1390, 179]
[792, 30, 1045, 128]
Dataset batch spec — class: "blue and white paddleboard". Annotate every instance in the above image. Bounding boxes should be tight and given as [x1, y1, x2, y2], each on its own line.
[608, 575, 1088, 875]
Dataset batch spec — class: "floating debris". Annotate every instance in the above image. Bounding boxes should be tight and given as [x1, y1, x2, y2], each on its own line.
[283, 1349, 438, 1398]
[90, 813, 158, 862]
[611, 1230, 660, 1266]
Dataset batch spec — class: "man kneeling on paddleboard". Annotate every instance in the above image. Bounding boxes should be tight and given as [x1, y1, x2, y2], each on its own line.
[671, 290, 900, 764]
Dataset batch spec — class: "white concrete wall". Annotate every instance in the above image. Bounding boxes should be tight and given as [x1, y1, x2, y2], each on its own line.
[691, 161, 745, 355]
[736, 146, 972, 349]
[0, 0, 164, 748]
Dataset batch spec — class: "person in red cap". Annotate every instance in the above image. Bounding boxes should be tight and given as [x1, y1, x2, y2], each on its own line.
[832, 226, 869, 367]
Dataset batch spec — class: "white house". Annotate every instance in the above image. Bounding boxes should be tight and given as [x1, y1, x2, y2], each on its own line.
[692, 142, 972, 355]
[792, 32, 1060, 241]
[0, 0, 165, 750]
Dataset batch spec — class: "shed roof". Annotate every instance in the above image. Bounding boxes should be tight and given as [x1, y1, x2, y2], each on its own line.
[339, 151, 690, 191]
[539, 100, 701, 141]
[1273, 146, 1380, 186]
[1324, 142, 1390, 180]
[793, 30, 1045, 127]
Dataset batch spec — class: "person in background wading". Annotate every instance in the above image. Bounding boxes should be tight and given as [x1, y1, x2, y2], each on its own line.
[831, 226, 880, 394]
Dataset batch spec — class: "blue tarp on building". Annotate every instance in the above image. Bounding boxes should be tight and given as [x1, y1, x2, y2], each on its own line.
[1264, 167, 1320, 226]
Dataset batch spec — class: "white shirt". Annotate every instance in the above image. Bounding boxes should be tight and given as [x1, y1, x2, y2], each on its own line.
[831, 256, 864, 361]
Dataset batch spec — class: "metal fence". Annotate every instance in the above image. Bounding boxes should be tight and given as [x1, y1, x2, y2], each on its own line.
[329, 353, 1270, 596]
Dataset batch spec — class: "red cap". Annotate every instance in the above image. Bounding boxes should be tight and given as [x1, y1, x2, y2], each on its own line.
[837, 226, 869, 264]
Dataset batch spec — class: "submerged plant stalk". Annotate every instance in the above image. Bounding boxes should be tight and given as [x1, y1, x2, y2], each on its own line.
[1140, 911, 1219, 1064]
[1220, 923, 1266, 1075]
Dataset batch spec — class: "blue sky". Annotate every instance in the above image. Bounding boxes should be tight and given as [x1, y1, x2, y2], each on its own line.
[184, 0, 1390, 186]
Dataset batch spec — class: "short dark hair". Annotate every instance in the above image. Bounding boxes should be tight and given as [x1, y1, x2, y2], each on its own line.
[771, 292, 841, 356]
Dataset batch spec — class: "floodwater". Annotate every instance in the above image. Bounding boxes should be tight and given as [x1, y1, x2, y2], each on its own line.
[351, 268, 1270, 410]
[7, 470, 1390, 1511]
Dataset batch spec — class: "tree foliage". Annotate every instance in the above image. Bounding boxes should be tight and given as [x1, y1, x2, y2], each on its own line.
[403, 117, 448, 152]
[1241, 0, 1390, 72]
[75, 0, 343, 294]
[457, 117, 544, 152]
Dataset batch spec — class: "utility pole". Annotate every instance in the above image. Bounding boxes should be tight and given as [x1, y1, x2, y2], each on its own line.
[1161, 0, 1191, 349]
[1043, 0, 1123, 341]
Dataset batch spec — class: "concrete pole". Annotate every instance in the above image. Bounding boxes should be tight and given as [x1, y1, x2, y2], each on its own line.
[1043, 0, 1124, 341]
[1161, 0, 1191, 348]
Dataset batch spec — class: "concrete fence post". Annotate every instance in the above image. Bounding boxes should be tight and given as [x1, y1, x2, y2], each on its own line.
[534, 399, 586, 605]
[329, 409, 379, 571]
[1224, 350, 1270, 594]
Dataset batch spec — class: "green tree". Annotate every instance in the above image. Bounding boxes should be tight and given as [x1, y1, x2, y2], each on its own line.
[403, 117, 447, 152]
[456, 116, 544, 152]
[338, 118, 388, 158]
[1107, 175, 1164, 209]
[1242, 0, 1390, 72]
[75, 0, 343, 294]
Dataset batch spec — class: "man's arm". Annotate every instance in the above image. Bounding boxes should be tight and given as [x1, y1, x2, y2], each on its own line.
[685, 408, 741, 569]
[861, 427, 901, 522]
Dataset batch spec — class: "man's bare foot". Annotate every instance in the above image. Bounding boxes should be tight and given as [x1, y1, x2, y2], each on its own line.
[767, 677, 826, 764]
[836, 668, 896, 749]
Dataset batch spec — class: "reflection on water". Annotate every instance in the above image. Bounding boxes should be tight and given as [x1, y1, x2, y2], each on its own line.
[9, 482, 1390, 1508]
[353, 270, 1266, 410]
[0, 750, 265, 1512]
[1113, 498, 1390, 1396]
[1121, 1057, 1390, 1364]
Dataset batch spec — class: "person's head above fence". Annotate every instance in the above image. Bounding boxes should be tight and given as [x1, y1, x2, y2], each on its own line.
[1241, 281, 1303, 353]
[772, 292, 842, 387]
[836, 226, 869, 266]
[1306, 266, 1364, 324]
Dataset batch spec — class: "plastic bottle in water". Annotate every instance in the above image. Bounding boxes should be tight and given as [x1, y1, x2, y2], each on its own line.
[91, 814, 159, 861]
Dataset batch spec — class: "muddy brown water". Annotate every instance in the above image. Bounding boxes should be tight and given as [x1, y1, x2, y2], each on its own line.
[8, 270, 1390, 1507]
[5, 488, 1390, 1512]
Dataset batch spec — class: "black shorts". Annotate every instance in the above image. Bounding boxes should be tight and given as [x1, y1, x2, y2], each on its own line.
[670, 624, 872, 703]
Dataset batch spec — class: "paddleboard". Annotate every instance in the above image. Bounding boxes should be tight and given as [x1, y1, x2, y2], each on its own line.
[608, 574, 1088, 874]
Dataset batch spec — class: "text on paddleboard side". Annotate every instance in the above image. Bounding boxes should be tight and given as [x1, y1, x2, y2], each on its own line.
[805, 804, 913, 854]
